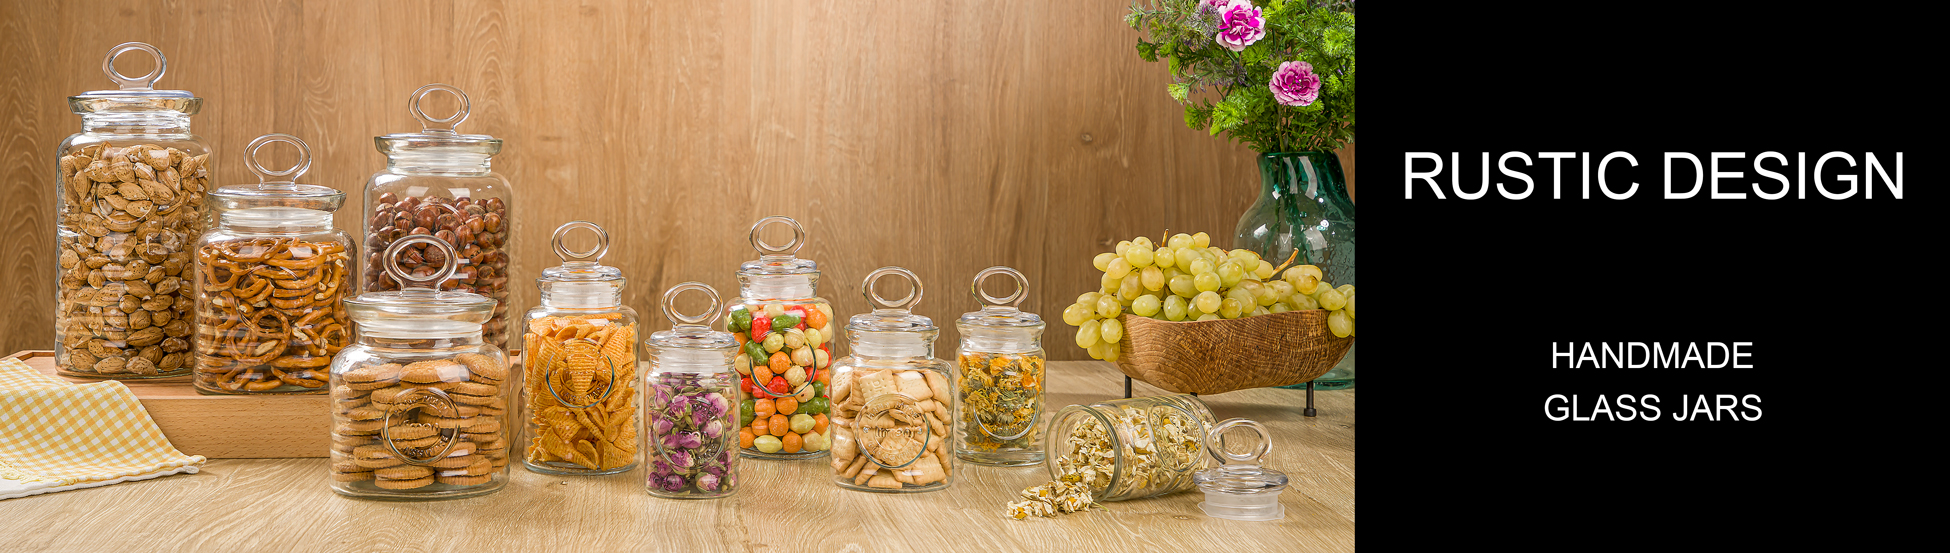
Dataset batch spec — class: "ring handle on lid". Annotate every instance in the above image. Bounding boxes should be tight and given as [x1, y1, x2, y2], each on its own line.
[383, 235, 459, 291]
[1206, 418, 1272, 466]
[103, 42, 165, 90]
[409, 84, 471, 134]
[661, 282, 722, 327]
[551, 221, 609, 263]
[971, 266, 1028, 309]
[864, 266, 923, 312]
[748, 216, 806, 258]
[244, 133, 312, 185]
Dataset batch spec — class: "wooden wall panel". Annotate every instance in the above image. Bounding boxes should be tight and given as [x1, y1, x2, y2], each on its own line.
[0, 0, 1352, 361]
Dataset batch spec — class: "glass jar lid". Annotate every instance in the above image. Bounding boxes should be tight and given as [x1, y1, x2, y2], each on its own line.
[374, 84, 502, 157]
[848, 267, 935, 333]
[345, 235, 496, 325]
[957, 266, 1042, 328]
[539, 221, 624, 283]
[69, 42, 201, 115]
[1192, 419, 1288, 522]
[211, 134, 345, 213]
[737, 216, 818, 276]
[647, 283, 737, 353]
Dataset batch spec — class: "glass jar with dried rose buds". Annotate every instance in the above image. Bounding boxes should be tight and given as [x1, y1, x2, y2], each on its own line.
[361, 84, 513, 350]
[329, 235, 512, 500]
[1041, 394, 1222, 502]
[643, 282, 741, 499]
[520, 221, 640, 476]
[829, 267, 956, 493]
[725, 216, 838, 461]
[954, 266, 1046, 467]
[54, 42, 210, 380]
[192, 134, 352, 395]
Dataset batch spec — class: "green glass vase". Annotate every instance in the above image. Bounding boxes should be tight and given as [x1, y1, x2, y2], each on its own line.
[1233, 151, 1355, 390]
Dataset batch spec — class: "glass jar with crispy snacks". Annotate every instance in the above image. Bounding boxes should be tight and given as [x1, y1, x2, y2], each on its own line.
[54, 42, 210, 380]
[725, 216, 837, 461]
[328, 235, 512, 500]
[361, 84, 514, 350]
[829, 267, 956, 493]
[1039, 394, 1220, 502]
[954, 266, 1046, 467]
[191, 134, 352, 394]
[644, 282, 741, 499]
[519, 221, 639, 476]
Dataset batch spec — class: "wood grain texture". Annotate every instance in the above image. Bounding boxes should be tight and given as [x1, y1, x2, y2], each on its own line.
[0, 1, 1354, 361]
[0, 360, 1356, 552]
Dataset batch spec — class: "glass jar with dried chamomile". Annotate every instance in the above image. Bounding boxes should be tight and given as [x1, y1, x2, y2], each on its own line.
[362, 84, 514, 350]
[829, 267, 956, 493]
[1041, 394, 1219, 502]
[191, 134, 352, 394]
[55, 42, 210, 379]
[954, 266, 1046, 467]
[329, 235, 512, 500]
[725, 216, 837, 461]
[644, 283, 742, 499]
[520, 221, 640, 476]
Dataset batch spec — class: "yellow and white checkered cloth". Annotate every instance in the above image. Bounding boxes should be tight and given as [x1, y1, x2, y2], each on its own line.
[0, 357, 205, 500]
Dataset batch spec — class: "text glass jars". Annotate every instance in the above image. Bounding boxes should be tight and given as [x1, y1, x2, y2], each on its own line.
[193, 134, 352, 394]
[520, 222, 639, 475]
[830, 267, 955, 492]
[329, 236, 512, 500]
[644, 283, 742, 498]
[954, 267, 1045, 467]
[725, 216, 836, 460]
[362, 84, 513, 350]
[55, 42, 209, 379]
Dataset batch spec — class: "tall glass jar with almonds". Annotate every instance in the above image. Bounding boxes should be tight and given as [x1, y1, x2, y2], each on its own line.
[520, 221, 639, 476]
[329, 235, 513, 500]
[193, 134, 352, 394]
[644, 283, 742, 499]
[361, 84, 514, 350]
[954, 266, 1046, 467]
[55, 42, 210, 379]
[725, 216, 837, 460]
[829, 267, 956, 493]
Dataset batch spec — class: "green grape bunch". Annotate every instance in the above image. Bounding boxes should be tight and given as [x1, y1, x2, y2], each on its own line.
[1063, 232, 1356, 362]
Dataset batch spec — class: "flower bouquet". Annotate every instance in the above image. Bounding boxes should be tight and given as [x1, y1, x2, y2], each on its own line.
[1128, 0, 1355, 153]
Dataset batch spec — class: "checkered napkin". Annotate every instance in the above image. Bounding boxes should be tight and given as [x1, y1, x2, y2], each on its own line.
[0, 357, 205, 500]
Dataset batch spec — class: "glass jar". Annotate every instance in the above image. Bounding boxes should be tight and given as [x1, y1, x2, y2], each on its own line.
[1043, 394, 1220, 502]
[329, 235, 511, 500]
[724, 216, 836, 461]
[54, 42, 210, 379]
[192, 134, 353, 394]
[953, 267, 1045, 467]
[519, 222, 639, 476]
[361, 84, 513, 350]
[829, 267, 955, 493]
[644, 283, 742, 499]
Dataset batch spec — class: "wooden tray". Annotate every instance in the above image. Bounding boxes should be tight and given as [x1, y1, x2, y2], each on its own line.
[8, 350, 329, 459]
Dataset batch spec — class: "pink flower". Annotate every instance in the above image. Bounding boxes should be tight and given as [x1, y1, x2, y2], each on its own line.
[1269, 60, 1322, 107]
[1212, 0, 1265, 52]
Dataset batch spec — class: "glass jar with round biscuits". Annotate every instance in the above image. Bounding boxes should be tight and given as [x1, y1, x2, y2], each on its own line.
[828, 267, 956, 493]
[192, 134, 352, 394]
[329, 235, 512, 500]
[725, 216, 838, 461]
[54, 42, 210, 380]
[520, 221, 640, 476]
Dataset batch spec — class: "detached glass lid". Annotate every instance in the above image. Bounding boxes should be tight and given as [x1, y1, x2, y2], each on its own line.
[1192, 419, 1289, 522]
[70, 42, 201, 114]
[211, 134, 344, 215]
[375, 84, 502, 157]
[957, 266, 1041, 328]
[345, 235, 496, 326]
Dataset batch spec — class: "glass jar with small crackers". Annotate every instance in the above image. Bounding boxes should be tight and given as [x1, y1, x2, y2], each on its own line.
[829, 267, 956, 493]
[519, 221, 640, 476]
[328, 235, 512, 500]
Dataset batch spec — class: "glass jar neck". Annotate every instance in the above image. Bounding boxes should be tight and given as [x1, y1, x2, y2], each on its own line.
[539, 281, 624, 309]
[354, 320, 485, 342]
[80, 112, 192, 135]
[849, 329, 935, 359]
[219, 211, 335, 234]
[739, 274, 815, 301]
[959, 325, 1043, 354]
[650, 348, 732, 375]
[386, 152, 493, 176]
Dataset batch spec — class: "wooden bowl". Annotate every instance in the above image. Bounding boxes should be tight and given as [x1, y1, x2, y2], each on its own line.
[1111, 309, 1353, 395]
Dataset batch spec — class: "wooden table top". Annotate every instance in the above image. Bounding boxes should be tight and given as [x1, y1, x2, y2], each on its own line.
[0, 361, 1354, 552]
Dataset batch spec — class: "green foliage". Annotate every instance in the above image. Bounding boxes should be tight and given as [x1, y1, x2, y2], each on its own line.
[1128, 0, 1355, 153]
